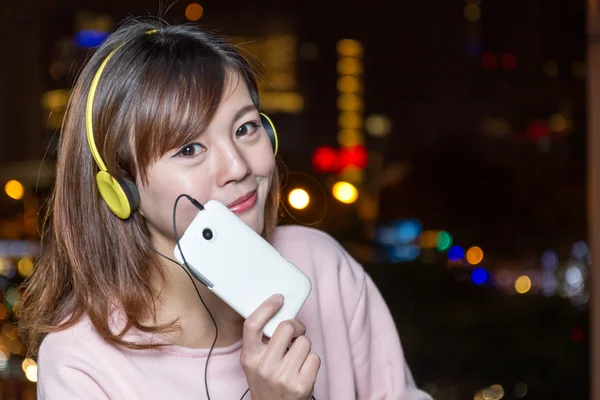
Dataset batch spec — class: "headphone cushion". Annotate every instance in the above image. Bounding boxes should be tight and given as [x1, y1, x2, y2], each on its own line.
[260, 113, 278, 156]
[96, 171, 136, 219]
[116, 176, 140, 213]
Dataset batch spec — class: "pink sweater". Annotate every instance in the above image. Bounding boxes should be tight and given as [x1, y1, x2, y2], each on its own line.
[37, 225, 431, 399]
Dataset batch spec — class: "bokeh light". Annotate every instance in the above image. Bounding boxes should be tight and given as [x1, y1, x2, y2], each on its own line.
[332, 181, 358, 204]
[18, 257, 34, 278]
[482, 384, 505, 400]
[5, 180, 24, 200]
[337, 57, 362, 75]
[185, 3, 204, 21]
[543, 60, 559, 77]
[437, 231, 453, 251]
[448, 245, 465, 263]
[365, 114, 392, 137]
[464, 4, 481, 22]
[466, 246, 484, 265]
[471, 267, 487, 285]
[25, 364, 38, 382]
[288, 189, 310, 210]
[336, 39, 363, 57]
[515, 275, 532, 294]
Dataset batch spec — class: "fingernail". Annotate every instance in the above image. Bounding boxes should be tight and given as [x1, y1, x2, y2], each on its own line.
[273, 294, 284, 304]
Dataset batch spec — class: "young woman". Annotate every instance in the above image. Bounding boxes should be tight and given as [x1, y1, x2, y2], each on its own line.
[19, 19, 432, 400]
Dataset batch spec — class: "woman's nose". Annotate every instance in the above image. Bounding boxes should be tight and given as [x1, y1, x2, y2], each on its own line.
[214, 145, 251, 186]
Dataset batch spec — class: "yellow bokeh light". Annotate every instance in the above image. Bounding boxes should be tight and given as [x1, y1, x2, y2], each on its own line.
[337, 129, 364, 147]
[466, 246, 484, 265]
[482, 384, 505, 400]
[338, 111, 363, 129]
[337, 76, 360, 94]
[5, 180, 24, 200]
[337, 57, 363, 76]
[18, 257, 34, 278]
[339, 166, 364, 184]
[337, 39, 363, 57]
[515, 275, 532, 294]
[464, 4, 481, 22]
[22, 358, 36, 373]
[185, 3, 204, 21]
[420, 231, 439, 249]
[549, 113, 570, 133]
[332, 181, 359, 204]
[288, 189, 310, 210]
[25, 365, 38, 382]
[365, 114, 392, 137]
[337, 94, 363, 112]
[543, 61, 559, 77]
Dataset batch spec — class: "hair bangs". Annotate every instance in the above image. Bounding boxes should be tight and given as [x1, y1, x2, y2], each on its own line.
[131, 42, 231, 184]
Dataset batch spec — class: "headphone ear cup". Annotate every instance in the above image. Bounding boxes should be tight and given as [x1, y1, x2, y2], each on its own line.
[95, 171, 137, 219]
[260, 113, 278, 156]
[116, 177, 140, 213]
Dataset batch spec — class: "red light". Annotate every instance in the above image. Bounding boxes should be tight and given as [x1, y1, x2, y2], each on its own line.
[481, 52, 497, 69]
[525, 120, 550, 142]
[501, 53, 517, 70]
[339, 145, 368, 169]
[312, 146, 337, 173]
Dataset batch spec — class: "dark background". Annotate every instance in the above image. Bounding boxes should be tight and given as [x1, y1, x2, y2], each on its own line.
[0, 1, 589, 399]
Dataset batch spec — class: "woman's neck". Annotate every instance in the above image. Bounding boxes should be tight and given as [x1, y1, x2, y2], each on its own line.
[147, 238, 244, 349]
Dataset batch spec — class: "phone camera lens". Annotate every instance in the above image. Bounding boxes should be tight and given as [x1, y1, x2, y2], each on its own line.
[202, 228, 213, 240]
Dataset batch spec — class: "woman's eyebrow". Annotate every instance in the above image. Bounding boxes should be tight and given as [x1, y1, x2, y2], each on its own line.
[231, 104, 257, 124]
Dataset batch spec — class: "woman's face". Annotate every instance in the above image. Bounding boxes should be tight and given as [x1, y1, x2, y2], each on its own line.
[137, 74, 276, 251]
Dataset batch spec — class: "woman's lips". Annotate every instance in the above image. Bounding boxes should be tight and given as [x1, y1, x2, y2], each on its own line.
[227, 190, 257, 214]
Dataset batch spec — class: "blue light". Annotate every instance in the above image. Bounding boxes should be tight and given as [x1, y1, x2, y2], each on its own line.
[74, 30, 110, 48]
[386, 244, 420, 263]
[471, 267, 487, 285]
[448, 245, 465, 262]
[394, 219, 422, 244]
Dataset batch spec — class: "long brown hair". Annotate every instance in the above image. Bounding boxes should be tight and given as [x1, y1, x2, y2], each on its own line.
[19, 19, 281, 357]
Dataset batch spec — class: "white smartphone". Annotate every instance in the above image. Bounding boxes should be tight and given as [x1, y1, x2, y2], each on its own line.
[173, 200, 312, 338]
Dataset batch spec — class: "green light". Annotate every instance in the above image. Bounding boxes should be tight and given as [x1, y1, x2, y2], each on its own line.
[437, 231, 453, 251]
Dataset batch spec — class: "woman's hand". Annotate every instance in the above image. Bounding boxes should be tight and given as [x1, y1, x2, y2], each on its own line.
[240, 294, 320, 400]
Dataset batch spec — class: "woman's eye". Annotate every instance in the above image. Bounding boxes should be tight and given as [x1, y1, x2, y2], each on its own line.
[177, 143, 205, 157]
[236, 121, 260, 138]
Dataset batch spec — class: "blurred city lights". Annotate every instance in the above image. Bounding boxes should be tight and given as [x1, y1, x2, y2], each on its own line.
[25, 364, 38, 382]
[464, 4, 481, 22]
[337, 57, 362, 75]
[543, 60, 559, 77]
[501, 53, 517, 70]
[437, 231, 453, 251]
[5, 180, 24, 200]
[541, 250, 559, 271]
[185, 3, 204, 21]
[338, 111, 363, 129]
[448, 245, 465, 263]
[466, 246, 484, 265]
[336, 39, 363, 57]
[17, 257, 34, 278]
[337, 94, 363, 112]
[332, 181, 358, 204]
[420, 230, 439, 249]
[394, 220, 422, 244]
[288, 189, 310, 210]
[365, 114, 392, 137]
[571, 240, 589, 260]
[513, 383, 528, 398]
[337, 76, 360, 93]
[515, 275, 532, 294]
[471, 268, 487, 285]
[481, 52, 497, 69]
[74, 30, 109, 48]
[312, 146, 337, 173]
[482, 384, 505, 400]
[338, 129, 364, 147]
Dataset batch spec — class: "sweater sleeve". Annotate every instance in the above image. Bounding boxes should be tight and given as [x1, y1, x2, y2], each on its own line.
[343, 254, 432, 400]
[36, 332, 109, 400]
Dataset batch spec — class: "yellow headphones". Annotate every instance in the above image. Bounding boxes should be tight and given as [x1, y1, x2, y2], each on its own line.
[85, 30, 279, 219]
